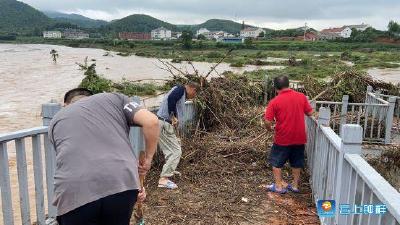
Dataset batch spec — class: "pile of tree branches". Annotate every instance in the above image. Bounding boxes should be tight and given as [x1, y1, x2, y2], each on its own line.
[301, 69, 400, 102]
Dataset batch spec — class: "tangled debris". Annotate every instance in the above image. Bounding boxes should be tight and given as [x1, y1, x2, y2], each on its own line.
[137, 58, 319, 224]
[368, 145, 400, 192]
[301, 69, 399, 102]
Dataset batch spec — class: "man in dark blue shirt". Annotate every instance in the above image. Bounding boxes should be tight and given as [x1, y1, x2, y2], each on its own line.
[156, 82, 198, 189]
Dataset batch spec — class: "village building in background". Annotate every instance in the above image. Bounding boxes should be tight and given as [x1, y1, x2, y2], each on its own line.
[318, 27, 352, 40]
[196, 29, 230, 40]
[301, 32, 318, 41]
[151, 27, 172, 40]
[171, 31, 182, 40]
[217, 37, 245, 44]
[240, 27, 265, 38]
[63, 29, 90, 40]
[196, 28, 210, 36]
[43, 31, 62, 39]
[118, 32, 151, 40]
[344, 23, 371, 31]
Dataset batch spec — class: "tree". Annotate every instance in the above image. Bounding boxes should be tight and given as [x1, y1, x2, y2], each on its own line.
[350, 28, 360, 39]
[388, 20, 400, 38]
[244, 38, 253, 47]
[258, 31, 265, 38]
[197, 34, 206, 40]
[50, 49, 59, 63]
[181, 30, 193, 49]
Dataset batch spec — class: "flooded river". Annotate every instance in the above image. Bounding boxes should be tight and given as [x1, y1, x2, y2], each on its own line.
[0, 44, 285, 224]
[368, 68, 400, 85]
[0, 44, 284, 134]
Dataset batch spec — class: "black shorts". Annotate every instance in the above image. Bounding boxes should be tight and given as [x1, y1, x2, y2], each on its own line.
[57, 190, 138, 225]
[268, 144, 305, 168]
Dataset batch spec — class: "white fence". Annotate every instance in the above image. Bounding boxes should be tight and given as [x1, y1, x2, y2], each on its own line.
[0, 98, 195, 225]
[373, 92, 400, 122]
[0, 127, 56, 225]
[306, 107, 400, 225]
[313, 86, 397, 144]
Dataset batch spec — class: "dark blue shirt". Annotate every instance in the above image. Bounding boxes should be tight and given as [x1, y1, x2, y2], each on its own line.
[167, 85, 185, 117]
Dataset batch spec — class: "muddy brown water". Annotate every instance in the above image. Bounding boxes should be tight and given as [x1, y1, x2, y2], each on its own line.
[368, 68, 400, 85]
[0, 44, 284, 224]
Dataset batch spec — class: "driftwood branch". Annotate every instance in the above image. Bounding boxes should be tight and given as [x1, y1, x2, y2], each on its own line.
[156, 58, 187, 77]
[204, 49, 233, 79]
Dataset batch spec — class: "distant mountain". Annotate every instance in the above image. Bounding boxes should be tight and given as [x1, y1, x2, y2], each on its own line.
[178, 19, 264, 34]
[0, 0, 51, 34]
[43, 11, 108, 28]
[106, 14, 177, 33]
[0, 0, 272, 37]
[192, 19, 248, 34]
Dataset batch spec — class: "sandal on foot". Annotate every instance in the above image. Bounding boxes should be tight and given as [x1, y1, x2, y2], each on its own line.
[266, 183, 287, 194]
[287, 184, 300, 193]
[158, 180, 178, 189]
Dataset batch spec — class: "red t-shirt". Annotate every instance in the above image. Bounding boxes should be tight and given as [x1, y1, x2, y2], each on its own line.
[264, 89, 313, 146]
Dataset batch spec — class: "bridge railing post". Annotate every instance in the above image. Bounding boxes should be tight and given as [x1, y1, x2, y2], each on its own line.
[264, 74, 269, 105]
[384, 97, 396, 144]
[335, 124, 363, 224]
[129, 96, 145, 159]
[339, 95, 349, 136]
[42, 99, 62, 126]
[41, 100, 61, 221]
[318, 107, 331, 127]
[310, 107, 330, 196]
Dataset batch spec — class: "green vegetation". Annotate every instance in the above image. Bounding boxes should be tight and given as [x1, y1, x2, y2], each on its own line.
[185, 19, 250, 34]
[77, 59, 166, 96]
[43, 11, 108, 29]
[181, 30, 193, 49]
[104, 14, 177, 33]
[265, 27, 308, 38]
[388, 20, 400, 39]
[0, 0, 51, 35]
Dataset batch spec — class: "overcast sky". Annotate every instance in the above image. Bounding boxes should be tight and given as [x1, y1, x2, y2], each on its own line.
[21, 0, 400, 30]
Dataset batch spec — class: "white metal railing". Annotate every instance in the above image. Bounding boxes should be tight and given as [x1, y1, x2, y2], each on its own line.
[1, 98, 195, 225]
[373, 92, 400, 122]
[312, 86, 397, 144]
[0, 127, 56, 225]
[306, 107, 400, 225]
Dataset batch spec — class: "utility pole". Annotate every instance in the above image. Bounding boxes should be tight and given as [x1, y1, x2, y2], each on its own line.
[303, 22, 308, 41]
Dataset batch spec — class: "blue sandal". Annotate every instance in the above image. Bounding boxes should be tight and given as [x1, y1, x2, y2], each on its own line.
[266, 183, 287, 194]
[287, 184, 300, 193]
[158, 180, 178, 189]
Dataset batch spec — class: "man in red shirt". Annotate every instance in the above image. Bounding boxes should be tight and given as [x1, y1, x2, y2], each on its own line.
[264, 75, 313, 194]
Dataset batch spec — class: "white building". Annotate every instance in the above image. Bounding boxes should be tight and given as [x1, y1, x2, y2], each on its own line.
[344, 23, 371, 32]
[43, 31, 62, 39]
[209, 31, 229, 39]
[240, 27, 265, 38]
[63, 29, 90, 39]
[319, 27, 352, 40]
[196, 28, 210, 36]
[151, 27, 172, 40]
[196, 28, 229, 40]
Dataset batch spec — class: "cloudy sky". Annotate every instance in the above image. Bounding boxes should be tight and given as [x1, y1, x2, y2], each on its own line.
[22, 0, 400, 30]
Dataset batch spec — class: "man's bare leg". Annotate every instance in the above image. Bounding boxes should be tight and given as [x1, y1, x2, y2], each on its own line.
[291, 168, 301, 190]
[272, 167, 287, 191]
